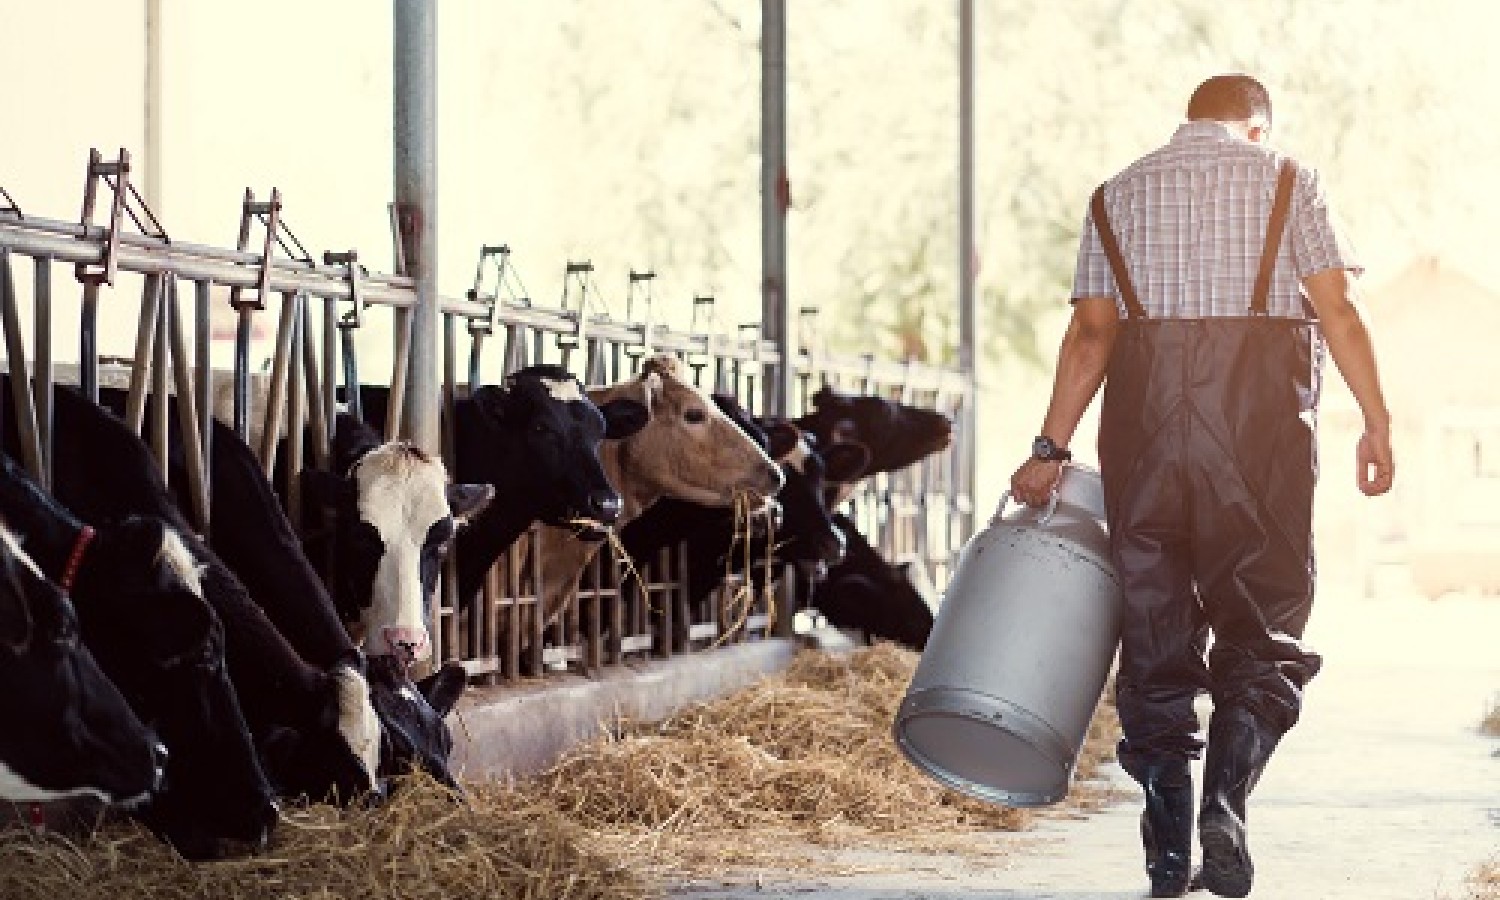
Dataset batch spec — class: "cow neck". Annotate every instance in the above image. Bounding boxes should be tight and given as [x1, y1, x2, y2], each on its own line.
[0, 467, 90, 587]
[450, 400, 545, 600]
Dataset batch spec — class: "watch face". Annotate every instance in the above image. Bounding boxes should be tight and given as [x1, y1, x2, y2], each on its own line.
[1032, 436, 1053, 458]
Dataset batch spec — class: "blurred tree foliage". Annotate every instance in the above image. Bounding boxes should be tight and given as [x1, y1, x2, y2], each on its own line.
[503, 0, 1496, 368]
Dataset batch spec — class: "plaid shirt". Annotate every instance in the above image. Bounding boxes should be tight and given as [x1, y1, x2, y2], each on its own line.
[1071, 121, 1361, 319]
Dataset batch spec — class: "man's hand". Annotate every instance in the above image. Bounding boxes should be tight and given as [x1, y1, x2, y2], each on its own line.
[1010, 457, 1064, 507]
[1356, 426, 1394, 496]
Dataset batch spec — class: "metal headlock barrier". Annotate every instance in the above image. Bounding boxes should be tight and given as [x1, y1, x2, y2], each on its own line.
[0, 148, 973, 685]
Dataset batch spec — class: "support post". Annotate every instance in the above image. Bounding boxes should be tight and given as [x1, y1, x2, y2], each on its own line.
[760, 0, 793, 420]
[393, 0, 440, 454]
[957, 0, 978, 542]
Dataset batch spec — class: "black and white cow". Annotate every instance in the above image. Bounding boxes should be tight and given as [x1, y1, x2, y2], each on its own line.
[0, 520, 162, 807]
[298, 413, 493, 663]
[91, 388, 472, 800]
[0, 448, 276, 859]
[793, 385, 953, 505]
[17, 383, 379, 814]
[354, 364, 649, 604]
[809, 511, 938, 651]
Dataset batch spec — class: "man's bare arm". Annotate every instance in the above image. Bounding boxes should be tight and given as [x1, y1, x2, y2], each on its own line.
[1302, 268, 1395, 495]
[1010, 297, 1119, 506]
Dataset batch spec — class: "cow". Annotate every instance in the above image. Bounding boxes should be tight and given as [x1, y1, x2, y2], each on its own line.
[296, 413, 494, 663]
[0, 521, 162, 808]
[10, 381, 379, 816]
[532, 354, 784, 629]
[91, 387, 473, 800]
[352, 363, 649, 605]
[808, 511, 939, 650]
[793, 384, 953, 506]
[618, 395, 870, 627]
[0, 448, 276, 859]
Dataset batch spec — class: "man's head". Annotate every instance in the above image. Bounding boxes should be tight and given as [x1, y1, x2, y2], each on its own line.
[1187, 74, 1272, 142]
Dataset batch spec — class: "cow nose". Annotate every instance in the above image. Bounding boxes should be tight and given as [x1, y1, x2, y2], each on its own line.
[382, 627, 431, 663]
[585, 490, 622, 525]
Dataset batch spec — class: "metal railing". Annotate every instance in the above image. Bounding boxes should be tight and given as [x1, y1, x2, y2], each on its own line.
[0, 148, 973, 687]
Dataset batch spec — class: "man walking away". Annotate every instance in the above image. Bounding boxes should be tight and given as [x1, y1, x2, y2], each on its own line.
[1010, 74, 1395, 898]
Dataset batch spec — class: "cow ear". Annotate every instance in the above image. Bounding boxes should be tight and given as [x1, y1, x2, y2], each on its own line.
[417, 662, 468, 718]
[822, 441, 873, 483]
[446, 483, 494, 527]
[599, 397, 649, 440]
[302, 469, 357, 509]
[811, 384, 843, 410]
[765, 422, 801, 460]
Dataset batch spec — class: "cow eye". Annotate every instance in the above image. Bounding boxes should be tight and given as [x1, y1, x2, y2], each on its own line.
[683, 408, 707, 424]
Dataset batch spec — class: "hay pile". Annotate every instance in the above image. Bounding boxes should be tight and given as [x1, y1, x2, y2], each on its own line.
[1469, 859, 1500, 900]
[531, 643, 1120, 864]
[1481, 695, 1500, 736]
[0, 773, 648, 900]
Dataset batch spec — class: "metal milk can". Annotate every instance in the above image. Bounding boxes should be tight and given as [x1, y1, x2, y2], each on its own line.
[893, 463, 1122, 807]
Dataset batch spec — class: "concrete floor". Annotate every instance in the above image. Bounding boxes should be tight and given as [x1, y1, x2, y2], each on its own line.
[665, 589, 1500, 900]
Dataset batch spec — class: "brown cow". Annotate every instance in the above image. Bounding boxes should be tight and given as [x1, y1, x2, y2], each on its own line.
[530, 354, 783, 627]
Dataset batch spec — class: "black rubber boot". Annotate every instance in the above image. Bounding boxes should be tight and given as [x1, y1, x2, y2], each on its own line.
[1139, 759, 1195, 897]
[1198, 708, 1277, 898]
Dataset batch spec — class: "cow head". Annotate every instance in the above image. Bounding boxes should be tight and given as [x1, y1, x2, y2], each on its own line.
[796, 385, 953, 477]
[466, 365, 647, 540]
[592, 355, 783, 516]
[762, 423, 872, 573]
[0, 523, 162, 806]
[257, 661, 383, 808]
[68, 523, 280, 859]
[366, 654, 467, 792]
[308, 437, 494, 664]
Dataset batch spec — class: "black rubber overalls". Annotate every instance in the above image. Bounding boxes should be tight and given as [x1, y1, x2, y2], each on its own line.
[1091, 162, 1325, 779]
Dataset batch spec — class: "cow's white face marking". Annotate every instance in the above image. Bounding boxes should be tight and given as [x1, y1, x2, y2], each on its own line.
[333, 665, 381, 788]
[155, 529, 205, 598]
[0, 759, 123, 804]
[781, 435, 813, 473]
[353, 444, 452, 661]
[540, 377, 584, 403]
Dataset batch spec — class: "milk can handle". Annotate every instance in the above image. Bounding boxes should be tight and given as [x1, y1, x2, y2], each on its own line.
[994, 490, 1059, 527]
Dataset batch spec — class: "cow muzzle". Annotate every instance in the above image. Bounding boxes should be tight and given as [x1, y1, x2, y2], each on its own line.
[380, 627, 432, 664]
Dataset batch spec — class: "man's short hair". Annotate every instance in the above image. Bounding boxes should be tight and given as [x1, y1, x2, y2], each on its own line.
[1186, 74, 1272, 126]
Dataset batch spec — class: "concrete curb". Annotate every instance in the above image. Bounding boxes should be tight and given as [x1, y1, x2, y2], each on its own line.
[450, 638, 801, 781]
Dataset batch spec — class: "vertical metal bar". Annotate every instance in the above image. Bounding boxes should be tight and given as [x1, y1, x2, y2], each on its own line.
[761, 0, 793, 418]
[233, 306, 254, 441]
[393, 0, 440, 454]
[0, 250, 43, 481]
[150, 276, 171, 477]
[125, 274, 163, 436]
[341, 324, 363, 424]
[286, 293, 307, 529]
[144, 0, 164, 212]
[168, 277, 211, 531]
[79, 281, 101, 404]
[300, 299, 329, 470]
[321, 299, 337, 434]
[194, 279, 213, 533]
[957, 0, 978, 546]
[33, 257, 52, 490]
[258, 293, 298, 478]
[385, 308, 412, 443]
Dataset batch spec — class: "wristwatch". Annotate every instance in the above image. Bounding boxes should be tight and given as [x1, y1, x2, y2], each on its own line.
[1031, 435, 1073, 462]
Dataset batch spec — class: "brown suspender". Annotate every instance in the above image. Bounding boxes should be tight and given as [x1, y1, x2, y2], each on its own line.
[1090, 186, 1148, 320]
[1090, 158, 1299, 320]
